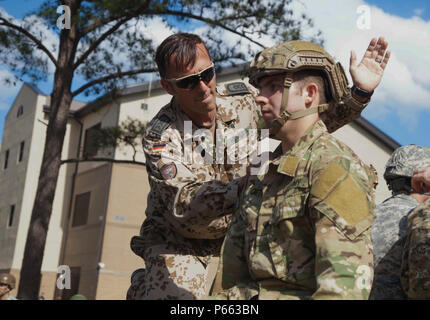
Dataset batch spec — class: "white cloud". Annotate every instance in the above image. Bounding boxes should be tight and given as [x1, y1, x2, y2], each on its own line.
[294, 0, 430, 116]
[0, 69, 22, 110]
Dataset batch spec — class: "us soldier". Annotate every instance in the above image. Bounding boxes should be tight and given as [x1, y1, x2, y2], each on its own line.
[0, 273, 18, 300]
[129, 33, 389, 300]
[370, 145, 430, 299]
[210, 39, 389, 300]
[401, 165, 430, 299]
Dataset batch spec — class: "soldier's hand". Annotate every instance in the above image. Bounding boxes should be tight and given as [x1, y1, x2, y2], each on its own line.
[412, 165, 430, 193]
[350, 36, 391, 92]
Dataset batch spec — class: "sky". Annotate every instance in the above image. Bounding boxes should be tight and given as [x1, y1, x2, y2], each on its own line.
[0, 0, 429, 149]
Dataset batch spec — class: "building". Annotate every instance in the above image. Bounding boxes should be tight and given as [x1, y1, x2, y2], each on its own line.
[0, 65, 400, 300]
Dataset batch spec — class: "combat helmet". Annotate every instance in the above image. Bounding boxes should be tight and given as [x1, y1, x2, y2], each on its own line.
[0, 273, 16, 290]
[384, 144, 430, 193]
[248, 41, 350, 135]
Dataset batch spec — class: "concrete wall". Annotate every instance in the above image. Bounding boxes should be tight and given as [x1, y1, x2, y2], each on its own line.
[0, 84, 38, 271]
[96, 163, 149, 300]
[61, 163, 112, 299]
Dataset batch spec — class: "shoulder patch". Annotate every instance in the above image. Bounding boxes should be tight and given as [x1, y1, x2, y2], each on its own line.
[312, 162, 370, 227]
[225, 82, 250, 95]
[149, 114, 171, 137]
[160, 162, 177, 180]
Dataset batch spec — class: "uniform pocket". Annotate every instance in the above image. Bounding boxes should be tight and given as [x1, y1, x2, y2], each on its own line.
[266, 191, 312, 281]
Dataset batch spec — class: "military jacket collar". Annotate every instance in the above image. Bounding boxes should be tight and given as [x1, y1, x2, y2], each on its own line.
[267, 120, 327, 177]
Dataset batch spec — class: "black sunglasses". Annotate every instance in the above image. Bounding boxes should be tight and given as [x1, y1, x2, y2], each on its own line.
[165, 63, 215, 89]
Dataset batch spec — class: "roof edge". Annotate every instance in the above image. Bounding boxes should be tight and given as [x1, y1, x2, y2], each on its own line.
[353, 117, 401, 151]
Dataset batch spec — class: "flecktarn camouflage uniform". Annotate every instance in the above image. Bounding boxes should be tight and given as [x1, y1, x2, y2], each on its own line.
[370, 145, 430, 299]
[210, 120, 377, 300]
[401, 199, 430, 299]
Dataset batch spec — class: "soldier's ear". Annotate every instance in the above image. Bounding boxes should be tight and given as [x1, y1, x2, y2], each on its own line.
[161, 79, 176, 96]
[304, 83, 318, 107]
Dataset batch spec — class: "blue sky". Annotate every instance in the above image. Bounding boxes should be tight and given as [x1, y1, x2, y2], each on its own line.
[0, 0, 429, 149]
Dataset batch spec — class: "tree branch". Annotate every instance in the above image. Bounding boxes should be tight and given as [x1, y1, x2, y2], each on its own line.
[158, 10, 266, 49]
[61, 157, 145, 166]
[73, 17, 131, 70]
[71, 67, 157, 97]
[0, 17, 58, 67]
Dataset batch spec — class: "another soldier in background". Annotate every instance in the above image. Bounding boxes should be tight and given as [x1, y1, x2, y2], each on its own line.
[401, 165, 430, 299]
[129, 33, 389, 300]
[211, 39, 389, 300]
[370, 146, 430, 299]
[0, 273, 18, 300]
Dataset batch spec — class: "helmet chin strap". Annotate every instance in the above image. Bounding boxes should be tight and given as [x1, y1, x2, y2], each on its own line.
[268, 75, 329, 137]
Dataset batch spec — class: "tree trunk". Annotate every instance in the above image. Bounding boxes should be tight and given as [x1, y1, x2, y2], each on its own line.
[17, 0, 80, 299]
[17, 89, 72, 299]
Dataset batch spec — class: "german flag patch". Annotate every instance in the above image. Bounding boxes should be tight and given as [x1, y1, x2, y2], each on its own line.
[152, 144, 166, 152]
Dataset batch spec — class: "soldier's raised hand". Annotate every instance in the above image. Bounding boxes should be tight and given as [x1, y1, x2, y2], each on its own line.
[350, 36, 391, 92]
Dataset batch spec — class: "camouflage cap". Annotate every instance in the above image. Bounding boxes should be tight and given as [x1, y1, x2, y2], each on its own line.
[384, 145, 430, 182]
[248, 41, 350, 134]
[0, 273, 16, 289]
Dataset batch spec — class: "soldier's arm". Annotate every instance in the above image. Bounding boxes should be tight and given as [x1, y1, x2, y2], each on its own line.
[325, 37, 391, 133]
[144, 129, 240, 239]
[210, 202, 252, 297]
[309, 157, 375, 299]
[401, 201, 430, 299]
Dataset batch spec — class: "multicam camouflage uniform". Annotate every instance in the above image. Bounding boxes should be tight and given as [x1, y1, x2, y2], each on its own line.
[401, 199, 430, 299]
[211, 120, 377, 300]
[129, 77, 373, 300]
[370, 145, 430, 300]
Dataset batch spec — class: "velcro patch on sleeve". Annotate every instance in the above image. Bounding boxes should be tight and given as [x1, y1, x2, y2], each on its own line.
[225, 82, 250, 95]
[152, 144, 166, 152]
[160, 162, 177, 180]
[278, 156, 300, 177]
[149, 114, 171, 137]
[311, 162, 347, 200]
[312, 162, 370, 227]
[324, 174, 370, 226]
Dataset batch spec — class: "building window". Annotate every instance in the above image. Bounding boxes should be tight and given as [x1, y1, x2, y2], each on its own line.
[4, 149, 9, 169]
[18, 141, 25, 162]
[72, 192, 91, 227]
[141, 103, 148, 111]
[61, 267, 81, 300]
[83, 123, 101, 158]
[8, 205, 15, 227]
[17, 105, 24, 117]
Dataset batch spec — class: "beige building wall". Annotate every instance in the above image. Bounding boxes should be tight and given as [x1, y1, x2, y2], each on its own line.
[61, 163, 111, 299]
[0, 83, 87, 299]
[332, 122, 393, 204]
[115, 87, 171, 163]
[96, 163, 149, 300]
[0, 84, 39, 271]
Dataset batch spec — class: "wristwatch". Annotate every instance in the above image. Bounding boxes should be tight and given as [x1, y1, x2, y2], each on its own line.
[351, 85, 374, 99]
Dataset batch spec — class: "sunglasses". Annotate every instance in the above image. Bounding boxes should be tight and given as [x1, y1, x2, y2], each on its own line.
[165, 63, 215, 89]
